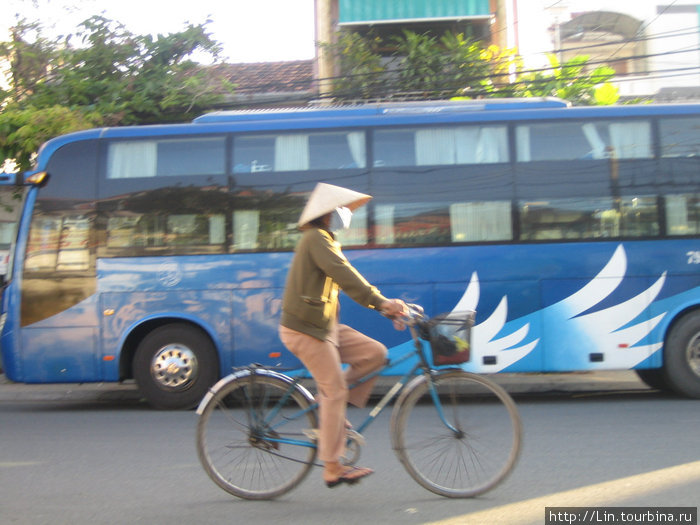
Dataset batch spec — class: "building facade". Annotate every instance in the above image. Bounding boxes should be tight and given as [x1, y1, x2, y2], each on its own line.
[315, 0, 700, 101]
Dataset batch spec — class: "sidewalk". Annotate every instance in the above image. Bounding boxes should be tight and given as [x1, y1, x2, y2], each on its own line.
[0, 370, 652, 404]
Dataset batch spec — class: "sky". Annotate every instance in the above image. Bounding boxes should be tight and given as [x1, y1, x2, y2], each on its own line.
[5, 0, 317, 63]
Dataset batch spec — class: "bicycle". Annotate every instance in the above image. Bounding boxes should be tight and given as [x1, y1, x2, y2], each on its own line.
[195, 304, 522, 500]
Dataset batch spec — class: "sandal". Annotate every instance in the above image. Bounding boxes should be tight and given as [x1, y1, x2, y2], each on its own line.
[325, 466, 374, 488]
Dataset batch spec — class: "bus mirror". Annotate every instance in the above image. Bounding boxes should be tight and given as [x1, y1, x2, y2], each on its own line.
[24, 171, 50, 187]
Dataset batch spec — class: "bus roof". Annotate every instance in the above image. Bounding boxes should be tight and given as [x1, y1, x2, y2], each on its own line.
[30, 99, 700, 175]
[193, 98, 571, 124]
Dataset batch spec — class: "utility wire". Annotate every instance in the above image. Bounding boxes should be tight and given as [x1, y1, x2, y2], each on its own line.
[531, 26, 700, 58]
[229, 43, 700, 96]
[605, 0, 680, 61]
[225, 23, 700, 96]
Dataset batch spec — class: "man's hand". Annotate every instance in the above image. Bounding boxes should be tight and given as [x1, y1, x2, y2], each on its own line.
[381, 299, 408, 330]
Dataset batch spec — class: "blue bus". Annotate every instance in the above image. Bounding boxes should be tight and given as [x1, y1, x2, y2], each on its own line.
[1, 98, 699, 409]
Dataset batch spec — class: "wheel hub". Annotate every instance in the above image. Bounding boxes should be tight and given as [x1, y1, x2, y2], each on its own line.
[249, 429, 280, 451]
[151, 344, 198, 391]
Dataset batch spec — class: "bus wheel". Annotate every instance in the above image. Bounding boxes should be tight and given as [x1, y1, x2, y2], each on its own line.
[133, 324, 219, 410]
[664, 313, 700, 399]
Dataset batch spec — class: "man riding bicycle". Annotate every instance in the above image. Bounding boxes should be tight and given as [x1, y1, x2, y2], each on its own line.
[278, 182, 406, 488]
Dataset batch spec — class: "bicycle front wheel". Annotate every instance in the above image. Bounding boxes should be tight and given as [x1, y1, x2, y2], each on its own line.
[196, 373, 318, 500]
[391, 370, 522, 498]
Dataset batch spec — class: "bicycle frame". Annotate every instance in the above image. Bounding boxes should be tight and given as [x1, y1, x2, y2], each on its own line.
[238, 322, 460, 449]
[196, 308, 521, 500]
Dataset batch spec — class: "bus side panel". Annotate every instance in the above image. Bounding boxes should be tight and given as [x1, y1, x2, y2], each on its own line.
[540, 275, 659, 372]
[433, 278, 545, 374]
[21, 327, 98, 382]
[100, 290, 234, 380]
[15, 293, 99, 382]
[231, 287, 303, 369]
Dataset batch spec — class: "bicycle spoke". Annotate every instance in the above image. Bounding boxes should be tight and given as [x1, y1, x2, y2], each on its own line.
[196, 374, 317, 499]
[392, 370, 521, 498]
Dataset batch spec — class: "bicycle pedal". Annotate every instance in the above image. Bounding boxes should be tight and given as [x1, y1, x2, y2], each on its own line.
[346, 429, 366, 446]
[303, 428, 320, 440]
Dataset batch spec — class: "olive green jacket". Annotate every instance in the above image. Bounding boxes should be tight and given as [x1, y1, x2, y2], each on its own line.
[280, 227, 388, 341]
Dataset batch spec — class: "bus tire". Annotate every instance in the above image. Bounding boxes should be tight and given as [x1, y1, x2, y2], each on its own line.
[634, 368, 669, 391]
[133, 324, 219, 410]
[663, 313, 700, 399]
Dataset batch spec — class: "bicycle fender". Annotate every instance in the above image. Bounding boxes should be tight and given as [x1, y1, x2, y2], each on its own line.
[255, 368, 316, 404]
[196, 367, 315, 415]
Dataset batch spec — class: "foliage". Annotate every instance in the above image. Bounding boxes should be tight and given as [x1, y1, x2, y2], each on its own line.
[0, 105, 102, 170]
[391, 30, 445, 94]
[324, 29, 619, 106]
[321, 31, 385, 99]
[1, 16, 234, 171]
[511, 53, 619, 105]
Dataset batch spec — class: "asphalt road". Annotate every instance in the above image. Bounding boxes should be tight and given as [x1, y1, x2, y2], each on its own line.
[1, 373, 699, 525]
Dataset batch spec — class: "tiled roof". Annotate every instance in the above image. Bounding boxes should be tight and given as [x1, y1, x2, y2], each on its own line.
[215, 60, 315, 94]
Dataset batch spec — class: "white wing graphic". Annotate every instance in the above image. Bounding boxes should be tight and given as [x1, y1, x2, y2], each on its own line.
[561, 243, 626, 318]
[451, 273, 538, 372]
[449, 244, 667, 372]
[564, 268, 667, 369]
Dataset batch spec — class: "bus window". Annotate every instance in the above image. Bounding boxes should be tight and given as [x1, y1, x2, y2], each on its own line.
[335, 206, 368, 247]
[56, 217, 91, 271]
[232, 204, 369, 250]
[516, 120, 652, 161]
[660, 117, 700, 157]
[373, 200, 512, 246]
[374, 202, 451, 245]
[449, 201, 512, 242]
[373, 125, 508, 167]
[25, 215, 94, 271]
[107, 137, 225, 178]
[0, 188, 24, 277]
[229, 189, 308, 252]
[104, 212, 227, 255]
[666, 194, 700, 235]
[232, 208, 301, 251]
[232, 131, 366, 173]
[25, 216, 62, 271]
[519, 196, 659, 240]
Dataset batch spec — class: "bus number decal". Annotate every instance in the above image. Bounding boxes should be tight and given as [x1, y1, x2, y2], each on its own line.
[687, 251, 700, 264]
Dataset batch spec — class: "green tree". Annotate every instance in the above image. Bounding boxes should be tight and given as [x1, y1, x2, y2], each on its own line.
[324, 29, 619, 106]
[322, 30, 385, 100]
[392, 30, 446, 95]
[511, 54, 619, 105]
[1, 16, 233, 171]
[439, 32, 494, 95]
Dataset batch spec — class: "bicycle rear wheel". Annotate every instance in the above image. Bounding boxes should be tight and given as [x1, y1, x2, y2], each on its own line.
[391, 370, 521, 498]
[196, 373, 318, 499]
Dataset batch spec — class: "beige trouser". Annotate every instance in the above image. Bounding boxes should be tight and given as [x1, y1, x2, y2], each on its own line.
[279, 324, 387, 463]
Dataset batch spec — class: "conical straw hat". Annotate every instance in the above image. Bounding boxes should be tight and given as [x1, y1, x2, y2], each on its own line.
[297, 183, 372, 227]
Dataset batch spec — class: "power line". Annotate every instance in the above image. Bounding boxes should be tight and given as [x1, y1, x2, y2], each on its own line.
[226, 24, 700, 97]
[532, 26, 700, 58]
[220, 61, 700, 109]
[606, 0, 680, 60]
[229, 42, 700, 98]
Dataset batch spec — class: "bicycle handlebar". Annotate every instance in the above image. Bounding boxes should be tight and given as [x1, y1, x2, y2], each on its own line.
[383, 302, 426, 327]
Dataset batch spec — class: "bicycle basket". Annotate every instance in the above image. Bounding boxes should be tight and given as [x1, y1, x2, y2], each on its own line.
[423, 311, 475, 366]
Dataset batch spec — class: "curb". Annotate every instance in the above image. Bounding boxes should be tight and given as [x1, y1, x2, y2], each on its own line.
[0, 370, 651, 404]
